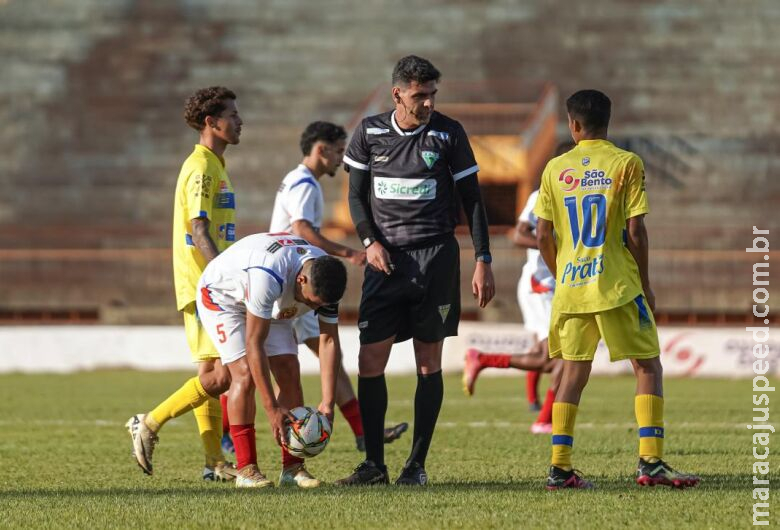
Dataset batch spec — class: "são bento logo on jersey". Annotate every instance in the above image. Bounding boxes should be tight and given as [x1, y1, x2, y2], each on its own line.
[558, 168, 612, 192]
[558, 168, 580, 191]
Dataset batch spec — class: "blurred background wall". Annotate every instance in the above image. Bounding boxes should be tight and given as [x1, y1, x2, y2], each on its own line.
[0, 0, 777, 325]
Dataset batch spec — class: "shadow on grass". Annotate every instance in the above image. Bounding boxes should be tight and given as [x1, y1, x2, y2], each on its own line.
[0, 473, 750, 499]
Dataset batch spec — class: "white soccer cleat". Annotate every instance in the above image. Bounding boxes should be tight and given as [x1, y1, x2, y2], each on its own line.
[203, 461, 239, 482]
[279, 463, 321, 489]
[126, 413, 158, 475]
[235, 464, 274, 488]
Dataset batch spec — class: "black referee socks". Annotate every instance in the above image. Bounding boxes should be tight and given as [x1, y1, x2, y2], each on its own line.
[358, 374, 388, 467]
[408, 370, 444, 469]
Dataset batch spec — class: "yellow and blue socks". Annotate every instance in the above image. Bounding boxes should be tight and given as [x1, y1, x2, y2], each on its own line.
[635, 394, 664, 462]
[146, 376, 210, 432]
[551, 402, 578, 471]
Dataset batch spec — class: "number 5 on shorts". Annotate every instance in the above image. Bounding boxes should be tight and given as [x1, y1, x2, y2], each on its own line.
[216, 323, 227, 343]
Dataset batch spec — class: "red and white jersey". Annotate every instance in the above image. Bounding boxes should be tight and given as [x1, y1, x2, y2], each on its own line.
[519, 190, 555, 293]
[198, 233, 338, 323]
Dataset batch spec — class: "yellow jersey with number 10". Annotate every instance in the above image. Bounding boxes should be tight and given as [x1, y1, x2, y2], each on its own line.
[172, 144, 236, 311]
[534, 139, 649, 314]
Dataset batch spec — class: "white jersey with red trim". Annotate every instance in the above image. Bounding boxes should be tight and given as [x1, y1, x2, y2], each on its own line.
[519, 190, 555, 293]
[198, 232, 338, 323]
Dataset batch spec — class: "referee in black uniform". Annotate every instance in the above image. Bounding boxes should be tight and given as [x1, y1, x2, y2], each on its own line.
[336, 55, 494, 486]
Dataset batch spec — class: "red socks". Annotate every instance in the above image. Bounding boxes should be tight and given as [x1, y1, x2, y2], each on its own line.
[537, 388, 555, 424]
[282, 446, 304, 469]
[230, 422, 309, 471]
[526, 370, 541, 405]
[478, 353, 511, 369]
[230, 424, 256, 470]
[220, 394, 230, 435]
[339, 398, 364, 437]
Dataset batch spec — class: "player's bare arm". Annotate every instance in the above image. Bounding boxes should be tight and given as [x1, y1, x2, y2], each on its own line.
[456, 173, 494, 308]
[291, 219, 366, 266]
[316, 320, 341, 424]
[190, 217, 220, 262]
[245, 312, 289, 445]
[626, 214, 654, 311]
[472, 262, 495, 309]
[536, 217, 557, 280]
[512, 219, 538, 249]
[348, 166, 393, 274]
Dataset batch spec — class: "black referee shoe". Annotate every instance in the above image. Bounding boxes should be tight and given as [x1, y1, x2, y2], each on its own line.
[334, 461, 389, 486]
[384, 422, 409, 444]
[355, 423, 410, 452]
[395, 462, 428, 486]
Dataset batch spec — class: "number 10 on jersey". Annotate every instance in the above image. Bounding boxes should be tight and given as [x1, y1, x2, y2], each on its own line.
[564, 194, 606, 248]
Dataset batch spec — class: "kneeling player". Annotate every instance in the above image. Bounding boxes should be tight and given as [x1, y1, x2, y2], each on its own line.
[197, 232, 347, 488]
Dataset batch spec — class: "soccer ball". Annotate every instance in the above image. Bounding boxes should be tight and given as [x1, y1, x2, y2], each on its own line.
[283, 406, 332, 458]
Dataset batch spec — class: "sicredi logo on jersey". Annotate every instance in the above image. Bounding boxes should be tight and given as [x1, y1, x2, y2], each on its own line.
[374, 177, 436, 200]
[558, 168, 612, 192]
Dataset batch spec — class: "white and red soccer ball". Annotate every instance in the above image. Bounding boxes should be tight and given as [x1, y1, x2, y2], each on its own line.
[283, 406, 332, 458]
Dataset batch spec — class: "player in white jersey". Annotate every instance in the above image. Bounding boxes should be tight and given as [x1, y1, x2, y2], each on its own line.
[517, 190, 555, 347]
[516, 190, 557, 412]
[197, 232, 347, 488]
[270, 121, 408, 451]
[462, 145, 574, 432]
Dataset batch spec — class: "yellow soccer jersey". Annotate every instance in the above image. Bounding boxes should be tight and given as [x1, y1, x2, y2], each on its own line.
[534, 139, 649, 314]
[172, 144, 236, 311]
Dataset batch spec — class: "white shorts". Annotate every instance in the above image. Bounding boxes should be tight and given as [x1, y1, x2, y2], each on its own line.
[517, 268, 553, 341]
[293, 312, 320, 344]
[197, 299, 300, 364]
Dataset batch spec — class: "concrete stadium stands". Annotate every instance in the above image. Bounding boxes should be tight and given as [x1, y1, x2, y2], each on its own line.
[0, 0, 777, 324]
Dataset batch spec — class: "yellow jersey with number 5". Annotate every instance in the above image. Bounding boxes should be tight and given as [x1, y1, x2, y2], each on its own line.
[172, 144, 237, 311]
[534, 139, 648, 314]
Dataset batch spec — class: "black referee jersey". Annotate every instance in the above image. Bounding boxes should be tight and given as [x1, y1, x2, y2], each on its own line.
[344, 110, 479, 249]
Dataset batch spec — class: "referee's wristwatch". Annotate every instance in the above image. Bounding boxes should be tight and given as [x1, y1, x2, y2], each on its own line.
[362, 236, 376, 248]
[476, 253, 492, 264]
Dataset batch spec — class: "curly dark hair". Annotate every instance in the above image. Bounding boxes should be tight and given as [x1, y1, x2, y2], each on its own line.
[392, 55, 441, 87]
[184, 86, 237, 131]
[309, 256, 347, 305]
[300, 121, 347, 156]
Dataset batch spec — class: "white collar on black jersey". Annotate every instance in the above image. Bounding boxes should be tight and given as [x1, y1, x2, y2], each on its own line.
[390, 111, 427, 136]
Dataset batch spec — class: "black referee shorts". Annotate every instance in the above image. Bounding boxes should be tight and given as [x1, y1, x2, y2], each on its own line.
[358, 235, 460, 345]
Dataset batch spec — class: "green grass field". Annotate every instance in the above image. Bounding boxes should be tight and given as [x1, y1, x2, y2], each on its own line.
[0, 371, 770, 528]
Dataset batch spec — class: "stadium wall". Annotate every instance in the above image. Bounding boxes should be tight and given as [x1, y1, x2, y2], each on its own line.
[2, 324, 776, 377]
[1, 0, 778, 325]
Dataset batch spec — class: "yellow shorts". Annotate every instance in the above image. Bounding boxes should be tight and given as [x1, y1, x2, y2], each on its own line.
[183, 302, 219, 363]
[549, 295, 660, 362]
